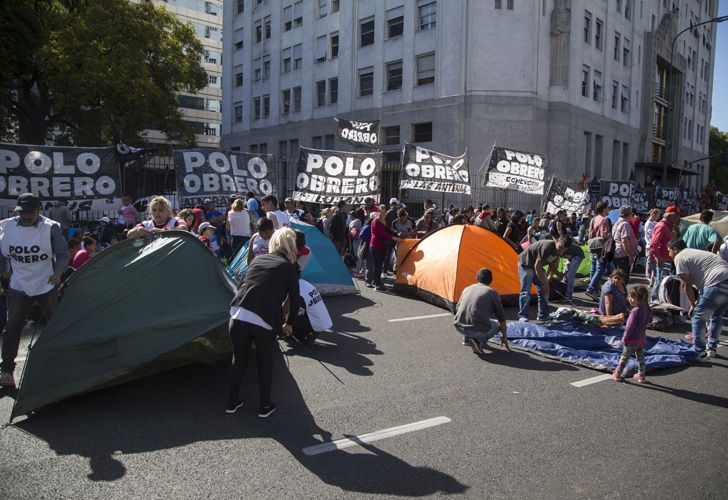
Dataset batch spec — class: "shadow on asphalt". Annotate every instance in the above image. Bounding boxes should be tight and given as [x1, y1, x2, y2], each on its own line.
[478, 347, 580, 372]
[631, 380, 728, 409]
[282, 330, 382, 377]
[14, 349, 467, 495]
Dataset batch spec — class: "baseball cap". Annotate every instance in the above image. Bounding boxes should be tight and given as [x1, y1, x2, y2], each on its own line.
[198, 222, 213, 232]
[99, 216, 111, 223]
[14, 193, 42, 213]
[389, 197, 400, 205]
[665, 205, 682, 217]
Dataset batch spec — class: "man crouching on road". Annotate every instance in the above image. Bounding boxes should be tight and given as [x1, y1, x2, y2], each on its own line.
[453, 268, 510, 355]
[0, 194, 69, 387]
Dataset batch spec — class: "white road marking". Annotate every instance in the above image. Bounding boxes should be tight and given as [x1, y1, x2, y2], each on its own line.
[570, 374, 613, 387]
[388, 313, 451, 322]
[302, 416, 451, 456]
[718, 341, 728, 347]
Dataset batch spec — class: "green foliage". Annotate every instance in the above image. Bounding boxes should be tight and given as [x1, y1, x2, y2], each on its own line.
[709, 126, 728, 193]
[0, 0, 207, 146]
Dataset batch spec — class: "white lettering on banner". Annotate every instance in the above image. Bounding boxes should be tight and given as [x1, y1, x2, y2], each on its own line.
[0, 175, 116, 198]
[495, 160, 545, 181]
[179, 152, 272, 196]
[0, 149, 103, 175]
[339, 128, 378, 145]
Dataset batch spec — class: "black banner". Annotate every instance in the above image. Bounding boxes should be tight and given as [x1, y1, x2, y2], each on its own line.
[631, 185, 649, 214]
[334, 118, 379, 148]
[0, 143, 119, 204]
[599, 180, 634, 208]
[293, 147, 381, 204]
[483, 147, 546, 195]
[400, 143, 470, 194]
[173, 149, 275, 205]
[542, 178, 590, 214]
[653, 187, 680, 210]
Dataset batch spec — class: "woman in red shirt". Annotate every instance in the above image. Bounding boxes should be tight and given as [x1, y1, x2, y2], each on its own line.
[370, 204, 401, 291]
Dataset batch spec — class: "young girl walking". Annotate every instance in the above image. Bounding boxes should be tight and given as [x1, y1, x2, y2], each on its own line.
[613, 285, 652, 383]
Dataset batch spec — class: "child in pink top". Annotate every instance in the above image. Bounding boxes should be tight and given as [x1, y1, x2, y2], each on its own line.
[71, 235, 97, 270]
[612, 285, 652, 383]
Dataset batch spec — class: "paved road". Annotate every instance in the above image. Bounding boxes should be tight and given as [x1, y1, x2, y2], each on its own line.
[1, 277, 727, 498]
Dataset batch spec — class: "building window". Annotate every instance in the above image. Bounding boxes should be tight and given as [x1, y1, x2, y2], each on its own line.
[360, 17, 375, 47]
[383, 126, 400, 145]
[263, 94, 270, 118]
[330, 32, 339, 58]
[237, 0, 244, 15]
[419, 2, 436, 31]
[235, 71, 243, 87]
[318, 0, 327, 17]
[616, 0, 622, 13]
[417, 53, 436, 85]
[495, 0, 502, 8]
[386, 60, 403, 91]
[581, 66, 590, 97]
[293, 43, 302, 70]
[208, 74, 220, 88]
[592, 70, 602, 102]
[620, 85, 629, 112]
[253, 58, 261, 81]
[234, 28, 244, 50]
[281, 89, 291, 114]
[316, 80, 326, 107]
[584, 11, 592, 44]
[413, 122, 433, 143]
[623, 38, 631, 66]
[329, 77, 338, 104]
[253, 97, 261, 120]
[263, 55, 270, 80]
[292, 1, 303, 27]
[255, 21, 262, 43]
[283, 5, 292, 31]
[312, 136, 323, 149]
[387, 6, 404, 38]
[614, 33, 621, 61]
[325, 134, 335, 150]
[359, 67, 374, 96]
[315, 35, 327, 63]
[611, 80, 618, 109]
[293, 86, 301, 112]
[281, 47, 291, 73]
[384, 151, 401, 163]
[507, 0, 514, 8]
[624, 0, 631, 19]
[264, 16, 271, 39]
[331, 0, 339, 13]
[595, 19, 603, 50]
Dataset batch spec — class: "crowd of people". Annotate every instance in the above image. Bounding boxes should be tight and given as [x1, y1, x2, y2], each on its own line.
[0, 190, 726, 408]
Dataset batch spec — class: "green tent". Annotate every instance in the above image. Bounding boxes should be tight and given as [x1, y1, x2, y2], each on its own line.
[11, 231, 235, 420]
[557, 244, 591, 277]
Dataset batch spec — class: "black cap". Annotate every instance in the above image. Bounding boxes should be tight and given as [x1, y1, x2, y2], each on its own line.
[14, 193, 42, 213]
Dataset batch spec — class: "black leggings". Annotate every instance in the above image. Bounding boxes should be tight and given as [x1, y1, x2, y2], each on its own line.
[228, 319, 276, 407]
[372, 247, 386, 287]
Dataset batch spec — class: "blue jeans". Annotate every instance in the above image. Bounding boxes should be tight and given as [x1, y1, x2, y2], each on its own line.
[691, 280, 728, 352]
[518, 264, 549, 320]
[455, 320, 500, 348]
[651, 264, 668, 302]
[587, 252, 607, 294]
[564, 256, 583, 298]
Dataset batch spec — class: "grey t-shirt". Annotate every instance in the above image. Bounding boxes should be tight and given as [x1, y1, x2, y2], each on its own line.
[674, 248, 728, 290]
[518, 239, 559, 268]
[453, 283, 505, 334]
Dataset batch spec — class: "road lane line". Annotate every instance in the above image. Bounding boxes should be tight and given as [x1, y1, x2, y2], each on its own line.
[388, 313, 451, 322]
[302, 416, 451, 456]
[718, 341, 728, 347]
[570, 374, 613, 387]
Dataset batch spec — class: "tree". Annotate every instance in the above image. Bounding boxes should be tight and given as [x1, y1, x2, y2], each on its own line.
[709, 126, 728, 194]
[0, 0, 208, 146]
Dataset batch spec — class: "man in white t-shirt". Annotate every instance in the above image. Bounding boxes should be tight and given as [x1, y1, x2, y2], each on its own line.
[0, 194, 70, 387]
[261, 195, 290, 229]
[283, 197, 304, 221]
[668, 238, 728, 360]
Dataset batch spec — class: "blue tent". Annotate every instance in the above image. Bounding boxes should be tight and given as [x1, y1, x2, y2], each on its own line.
[227, 220, 357, 295]
[493, 320, 698, 373]
[608, 209, 620, 224]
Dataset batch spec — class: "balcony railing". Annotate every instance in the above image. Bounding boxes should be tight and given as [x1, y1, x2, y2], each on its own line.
[653, 124, 666, 140]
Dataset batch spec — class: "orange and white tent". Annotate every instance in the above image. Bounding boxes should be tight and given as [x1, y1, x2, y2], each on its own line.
[394, 224, 532, 310]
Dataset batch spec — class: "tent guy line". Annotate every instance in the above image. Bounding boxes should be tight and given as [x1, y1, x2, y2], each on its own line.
[388, 313, 451, 323]
[301, 416, 452, 456]
[570, 374, 613, 387]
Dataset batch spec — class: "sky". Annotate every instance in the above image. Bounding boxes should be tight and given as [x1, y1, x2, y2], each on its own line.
[711, 2, 728, 131]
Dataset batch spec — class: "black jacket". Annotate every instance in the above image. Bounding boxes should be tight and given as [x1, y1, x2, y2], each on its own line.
[231, 252, 299, 331]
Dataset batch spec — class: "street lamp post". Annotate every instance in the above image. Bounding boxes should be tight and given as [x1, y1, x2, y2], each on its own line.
[662, 14, 728, 186]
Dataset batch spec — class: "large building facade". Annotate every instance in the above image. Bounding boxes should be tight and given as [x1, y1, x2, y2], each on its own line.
[221, 0, 718, 205]
[144, 0, 224, 148]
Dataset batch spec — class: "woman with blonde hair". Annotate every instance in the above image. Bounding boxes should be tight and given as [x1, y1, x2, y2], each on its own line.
[227, 198, 252, 256]
[127, 196, 187, 238]
[227, 227, 299, 418]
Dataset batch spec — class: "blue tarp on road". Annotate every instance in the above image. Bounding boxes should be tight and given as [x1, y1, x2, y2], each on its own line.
[496, 320, 698, 372]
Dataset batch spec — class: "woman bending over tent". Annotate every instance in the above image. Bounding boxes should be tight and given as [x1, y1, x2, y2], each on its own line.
[127, 196, 187, 238]
[227, 227, 300, 418]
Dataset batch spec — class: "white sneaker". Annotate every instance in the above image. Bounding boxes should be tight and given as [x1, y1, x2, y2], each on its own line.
[706, 349, 716, 359]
